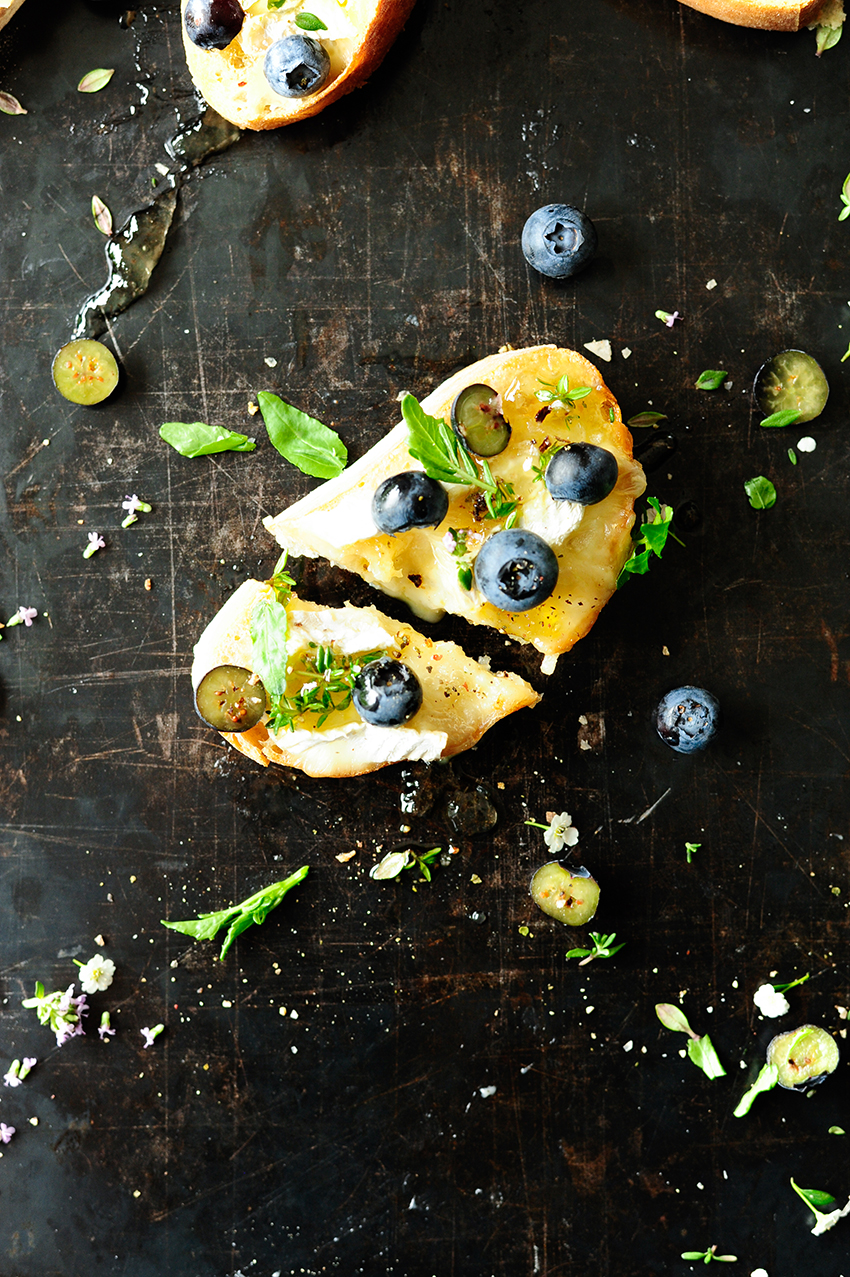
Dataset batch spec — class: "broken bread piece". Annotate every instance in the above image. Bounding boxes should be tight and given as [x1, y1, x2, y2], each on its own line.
[192, 578, 540, 777]
[264, 345, 646, 673]
[678, 0, 829, 29]
[181, 0, 416, 132]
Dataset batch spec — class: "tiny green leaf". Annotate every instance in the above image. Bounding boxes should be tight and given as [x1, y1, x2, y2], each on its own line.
[617, 497, 678, 588]
[296, 12, 328, 29]
[788, 448, 797, 465]
[816, 23, 842, 54]
[370, 850, 412, 880]
[829, 1126, 846, 1135]
[91, 195, 113, 236]
[161, 867, 309, 960]
[655, 1003, 694, 1036]
[78, 68, 115, 93]
[760, 408, 801, 429]
[790, 1177, 837, 1217]
[744, 476, 776, 510]
[695, 369, 727, 391]
[685, 841, 701, 863]
[733, 1061, 778, 1116]
[687, 1034, 727, 1079]
[258, 391, 347, 478]
[160, 421, 257, 457]
[250, 592, 291, 700]
[0, 90, 27, 115]
[627, 410, 668, 428]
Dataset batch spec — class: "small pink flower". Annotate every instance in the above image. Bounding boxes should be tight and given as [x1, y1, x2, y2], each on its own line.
[3, 1065, 22, 1088]
[83, 532, 106, 559]
[442, 530, 457, 552]
[8, 606, 38, 628]
[664, 310, 680, 328]
[0, 1123, 15, 1144]
[122, 494, 142, 515]
[141, 1024, 164, 1049]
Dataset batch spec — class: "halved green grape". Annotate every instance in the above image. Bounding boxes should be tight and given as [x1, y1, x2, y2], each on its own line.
[195, 665, 267, 732]
[754, 349, 829, 424]
[767, 1024, 839, 1091]
[451, 383, 511, 457]
[52, 338, 120, 405]
[529, 861, 599, 926]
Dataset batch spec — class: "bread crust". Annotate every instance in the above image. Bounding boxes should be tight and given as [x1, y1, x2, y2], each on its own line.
[678, 0, 828, 30]
[0, 0, 29, 32]
[182, 0, 416, 131]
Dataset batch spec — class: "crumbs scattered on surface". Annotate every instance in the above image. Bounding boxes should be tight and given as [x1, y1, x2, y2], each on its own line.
[706, 279, 717, 290]
[264, 357, 277, 368]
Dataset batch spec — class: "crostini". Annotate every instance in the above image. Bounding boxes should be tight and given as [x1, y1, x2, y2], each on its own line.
[264, 346, 646, 673]
[181, 0, 416, 131]
[0, 0, 28, 32]
[192, 578, 540, 777]
[678, 0, 829, 30]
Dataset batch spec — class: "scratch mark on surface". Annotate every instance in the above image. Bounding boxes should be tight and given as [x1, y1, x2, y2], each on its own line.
[619, 787, 672, 825]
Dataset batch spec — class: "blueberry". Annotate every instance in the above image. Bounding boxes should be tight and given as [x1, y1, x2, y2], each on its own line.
[372, 471, 449, 535]
[184, 0, 244, 51]
[521, 204, 597, 280]
[654, 686, 719, 754]
[353, 658, 423, 727]
[451, 384, 511, 457]
[545, 442, 618, 505]
[474, 529, 559, 613]
[264, 34, 330, 98]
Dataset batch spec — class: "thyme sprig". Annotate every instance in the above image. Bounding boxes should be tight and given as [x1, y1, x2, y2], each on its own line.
[535, 372, 592, 411]
[566, 931, 625, 966]
[401, 393, 519, 523]
[267, 642, 388, 732]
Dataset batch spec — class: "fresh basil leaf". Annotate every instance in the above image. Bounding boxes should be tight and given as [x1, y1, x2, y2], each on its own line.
[219, 911, 258, 960]
[627, 411, 668, 428]
[161, 908, 239, 944]
[695, 369, 727, 391]
[744, 475, 776, 510]
[402, 393, 476, 486]
[250, 593, 290, 699]
[296, 11, 328, 29]
[160, 421, 257, 457]
[655, 1003, 693, 1035]
[687, 1034, 727, 1079]
[760, 409, 801, 429]
[733, 1061, 778, 1117]
[258, 391, 347, 479]
[161, 868, 309, 960]
[793, 1182, 837, 1211]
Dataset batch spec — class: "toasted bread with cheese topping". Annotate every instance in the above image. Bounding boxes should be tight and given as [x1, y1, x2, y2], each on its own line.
[181, 0, 416, 132]
[265, 346, 646, 674]
[192, 580, 540, 777]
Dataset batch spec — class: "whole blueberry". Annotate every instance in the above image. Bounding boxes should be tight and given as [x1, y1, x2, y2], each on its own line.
[474, 529, 559, 613]
[184, 0, 244, 50]
[521, 204, 598, 280]
[353, 659, 423, 727]
[654, 686, 720, 754]
[372, 471, 449, 535]
[545, 443, 619, 505]
[264, 34, 331, 98]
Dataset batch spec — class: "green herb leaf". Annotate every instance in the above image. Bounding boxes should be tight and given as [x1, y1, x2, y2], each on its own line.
[258, 391, 347, 479]
[0, 90, 27, 115]
[627, 410, 668, 428]
[161, 867, 309, 960]
[655, 1003, 694, 1036]
[91, 195, 112, 236]
[744, 476, 776, 510]
[760, 408, 801, 429]
[617, 497, 677, 587]
[695, 369, 727, 391]
[685, 841, 701, 863]
[790, 1179, 837, 1213]
[567, 931, 625, 964]
[773, 972, 809, 994]
[250, 594, 290, 700]
[78, 68, 115, 93]
[733, 1061, 778, 1117]
[402, 392, 518, 520]
[816, 23, 842, 55]
[829, 1126, 846, 1135]
[688, 1034, 727, 1079]
[159, 421, 257, 457]
[296, 11, 328, 29]
[788, 448, 797, 465]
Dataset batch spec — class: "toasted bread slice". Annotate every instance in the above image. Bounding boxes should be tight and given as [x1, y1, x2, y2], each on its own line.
[181, 0, 416, 131]
[192, 580, 540, 777]
[0, 0, 28, 32]
[265, 346, 646, 673]
[678, 0, 828, 29]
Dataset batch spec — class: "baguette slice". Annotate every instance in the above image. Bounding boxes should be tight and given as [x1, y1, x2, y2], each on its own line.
[0, 0, 28, 32]
[192, 580, 540, 777]
[181, 0, 416, 131]
[678, 0, 828, 29]
[265, 346, 646, 673]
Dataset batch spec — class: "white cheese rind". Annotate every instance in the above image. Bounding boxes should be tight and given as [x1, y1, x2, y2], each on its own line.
[266, 720, 447, 767]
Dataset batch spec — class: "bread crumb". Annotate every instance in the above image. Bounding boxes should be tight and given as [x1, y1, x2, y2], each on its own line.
[144, 578, 152, 591]
[583, 339, 612, 362]
[706, 279, 717, 290]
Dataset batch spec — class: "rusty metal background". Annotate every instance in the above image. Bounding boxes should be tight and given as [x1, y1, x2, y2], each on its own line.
[1, 1, 849, 1274]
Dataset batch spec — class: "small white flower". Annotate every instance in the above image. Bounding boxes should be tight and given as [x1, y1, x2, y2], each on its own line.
[811, 1198, 850, 1235]
[753, 983, 789, 1018]
[543, 811, 579, 853]
[77, 954, 116, 995]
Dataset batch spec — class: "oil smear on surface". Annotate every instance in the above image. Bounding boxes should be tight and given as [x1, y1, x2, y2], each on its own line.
[72, 108, 241, 340]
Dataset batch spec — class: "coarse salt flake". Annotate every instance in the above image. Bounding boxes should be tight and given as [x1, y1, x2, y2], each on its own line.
[797, 436, 816, 453]
[583, 339, 612, 362]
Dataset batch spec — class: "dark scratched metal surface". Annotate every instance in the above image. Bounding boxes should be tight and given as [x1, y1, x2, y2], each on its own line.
[1, 1, 850, 1274]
